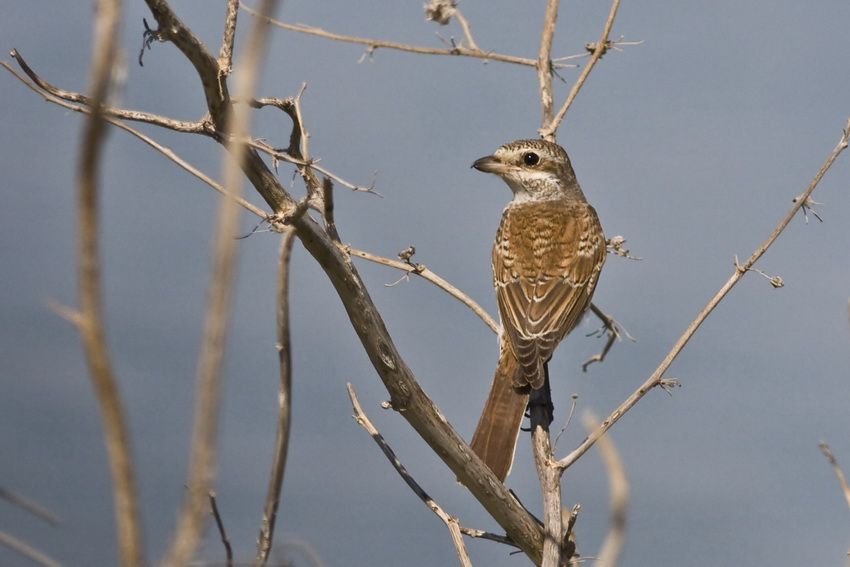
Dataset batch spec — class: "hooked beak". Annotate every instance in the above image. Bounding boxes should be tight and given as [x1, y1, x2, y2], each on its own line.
[471, 155, 508, 174]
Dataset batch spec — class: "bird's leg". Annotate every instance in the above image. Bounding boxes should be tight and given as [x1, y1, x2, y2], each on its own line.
[527, 362, 555, 429]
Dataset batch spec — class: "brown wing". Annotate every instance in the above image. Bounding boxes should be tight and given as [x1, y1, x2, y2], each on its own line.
[492, 200, 605, 389]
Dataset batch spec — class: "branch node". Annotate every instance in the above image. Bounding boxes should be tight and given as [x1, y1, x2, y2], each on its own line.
[658, 378, 681, 395]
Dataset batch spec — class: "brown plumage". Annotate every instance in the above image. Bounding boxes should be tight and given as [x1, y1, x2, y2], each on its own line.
[470, 139, 605, 481]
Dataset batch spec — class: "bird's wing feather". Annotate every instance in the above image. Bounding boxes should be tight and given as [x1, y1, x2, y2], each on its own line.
[493, 200, 605, 388]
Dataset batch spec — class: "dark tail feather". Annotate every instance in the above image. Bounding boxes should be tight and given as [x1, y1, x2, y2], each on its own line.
[470, 347, 529, 481]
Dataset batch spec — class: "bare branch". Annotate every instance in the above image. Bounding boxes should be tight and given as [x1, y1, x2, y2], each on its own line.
[558, 117, 850, 470]
[161, 1, 280, 565]
[9, 50, 208, 134]
[219, 0, 239, 76]
[76, 1, 144, 565]
[0, 531, 62, 567]
[540, 0, 623, 140]
[582, 413, 628, 567]
[208, 491, 234, 567]
[537, 0, 559, 126]
[344, 245, 499, 333]
[819, 442, 850, 512]
[346, 384, 472, 567]
[256, 228, 297, 565]
[0, 488, 61, 526]
[582, 304, 634, 372]
[529, 386, 564, 567]
[242, 4, 540, 68]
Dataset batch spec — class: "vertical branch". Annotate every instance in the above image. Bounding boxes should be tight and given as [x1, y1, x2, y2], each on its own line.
[529, 387, 563, 567]
[536, 0, 559, 128]
[219, 0, 239, 75]
[76, 1, 144, 566]
[161, 1, 280, 565]
[256, 228, 297, 565]
[540, 0, 622, 140]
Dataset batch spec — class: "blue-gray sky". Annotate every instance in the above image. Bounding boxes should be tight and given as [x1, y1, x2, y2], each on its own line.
[2, 2, 849, 566]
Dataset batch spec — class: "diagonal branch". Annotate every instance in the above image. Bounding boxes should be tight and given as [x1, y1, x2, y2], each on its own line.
[347, 384, 472, 567]
[558, 117, 850, 470]
[0, 531, 62, 567]
[219, 0, 239, 76]
[540, 0, 622, 140]
[819, 442, 850, 512]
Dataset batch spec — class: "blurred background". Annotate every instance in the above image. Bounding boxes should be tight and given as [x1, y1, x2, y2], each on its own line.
[2, 1, 849, 565]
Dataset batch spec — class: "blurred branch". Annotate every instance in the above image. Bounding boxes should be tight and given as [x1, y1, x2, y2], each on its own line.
[0, 488, 61, 526]
[819, 442, 850, 512]
[583, 413, 628, 567]
[0, 531, 62, 567]
[558, 117, 850, 471]
[540, 0, 623, 140]
[160, 0, 280, 564]
[256, 228, 297, 565]
[75, 0, 144, 565]
[346, 384, 472, 567]
[242, 4, 540, 68]
[208, 492, 234, 567]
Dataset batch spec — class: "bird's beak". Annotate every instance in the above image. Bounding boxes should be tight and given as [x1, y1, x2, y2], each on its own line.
[472, 155, 507, 174]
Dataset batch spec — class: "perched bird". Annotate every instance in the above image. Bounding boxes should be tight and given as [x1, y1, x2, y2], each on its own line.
[470, 139, 606, 481]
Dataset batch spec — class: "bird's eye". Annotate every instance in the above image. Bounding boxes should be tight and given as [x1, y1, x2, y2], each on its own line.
[522, 152, 540, 166]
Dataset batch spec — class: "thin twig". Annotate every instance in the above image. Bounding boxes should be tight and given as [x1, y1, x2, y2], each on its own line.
[344, 246, 499, 333]
[558, 118, 850, 470]
[208, 491, 234, 567]
[0, 531, 62, 567]
[346, 384, 473, 567]
[536, 0, 559, 126]
[582, 304, 634, 372]
[76, 1, 144, 565]
[9, 50, 208, 134]
[161, 0, 280, 565]
[457, 527, 517, 548]
[452, 8, 479, 51]
[0, 488, 61, 526]
[582, 413, 628, 567]
[241, 4, 539, 68]
[256, 228, 297, 565]
[819, 442, 850, 512]
[540, 0, 622, 140]
[219, 0, 239, 76]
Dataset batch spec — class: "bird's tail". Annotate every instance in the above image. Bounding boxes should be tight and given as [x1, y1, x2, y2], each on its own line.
[470, 345, 529, 481]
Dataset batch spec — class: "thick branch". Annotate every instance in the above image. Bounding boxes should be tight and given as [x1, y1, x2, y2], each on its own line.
[292, 213, 545, 563]
[558, 118, 850, 470]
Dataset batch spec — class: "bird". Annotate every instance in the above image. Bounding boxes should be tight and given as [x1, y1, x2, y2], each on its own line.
[469, 139, 606, 481]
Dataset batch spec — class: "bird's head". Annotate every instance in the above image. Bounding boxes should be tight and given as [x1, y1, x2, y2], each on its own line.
[472, 139, 582, 202]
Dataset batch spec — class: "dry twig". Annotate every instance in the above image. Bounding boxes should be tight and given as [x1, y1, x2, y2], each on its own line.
[208, 491, 234, 567]
[346, 384, 473, 567]
[0, 531, 62, 567]
[558, 118, 850, 471]
[819, 442, 850, 512]
[256, 228, 297, 565]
